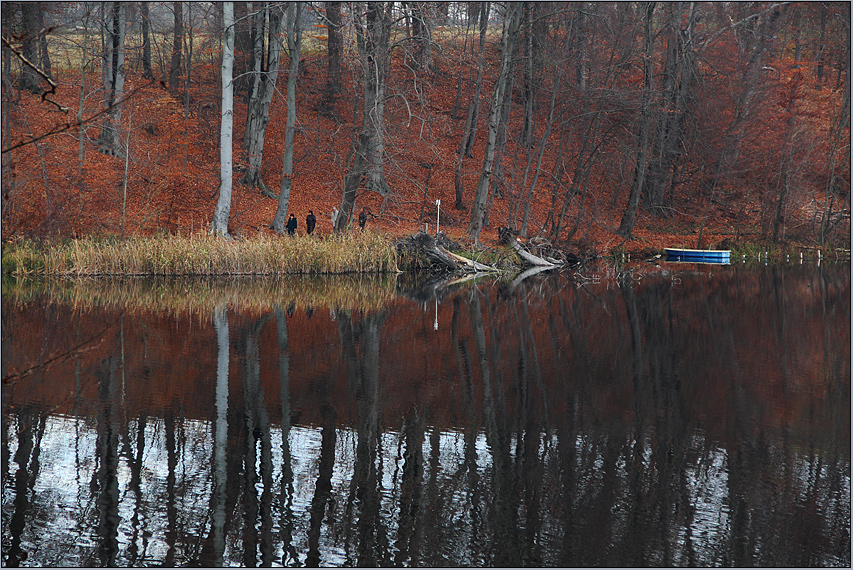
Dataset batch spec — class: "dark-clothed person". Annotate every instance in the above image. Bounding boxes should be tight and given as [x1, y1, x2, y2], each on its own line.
[306, 210, 317, 235]
[286, 213, 297, 236]
[358, 208, 367, 230]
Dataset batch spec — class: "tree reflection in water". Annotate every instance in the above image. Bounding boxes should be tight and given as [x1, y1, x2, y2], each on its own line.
[1, 265, 850, 567]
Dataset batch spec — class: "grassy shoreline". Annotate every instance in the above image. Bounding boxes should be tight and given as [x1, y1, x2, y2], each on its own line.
[2, 232, 400, 277]
[2, 232, 849, 277]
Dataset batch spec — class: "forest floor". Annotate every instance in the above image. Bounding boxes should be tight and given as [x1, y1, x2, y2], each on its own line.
[2, 48, 849, 260]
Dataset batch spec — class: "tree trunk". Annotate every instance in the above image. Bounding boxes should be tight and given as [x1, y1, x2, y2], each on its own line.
[169, 1, 183, 92]
[454, 2, 489, 210]
[345, 0, 391, 208]
[1, 34, 12, 224]
[96, 2, 126, 157]
[361, 2, 392, 196]
[520, 64, 560, 237]
[490, 68, 516, 199]
[36, 4, 52, 82]
[141, 2, 153, 79]
[410, 2, 433, 71]
[820, 10, 851, 243]
[326, 1, 343, 94]
[468, 2, 523, 243]
[816, 4, 827, 83]
[241, 3, 286, 197]
[463, 2, 489, 159]
[77, 3, 93, 183]
[210, 1, 235, 238]
[617, 2, 655, 238]
[338, 134, 370, 231]
[703, 6, 781, 203]
[18, 2, 41, 94]
[643, 2, 696, 212]
[519, 2, 537, 148]
[271, 2, 303, 234]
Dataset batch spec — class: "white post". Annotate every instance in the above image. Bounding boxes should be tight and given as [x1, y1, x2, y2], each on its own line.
[436, 199, 441, 235]
[434, 297, 438, 331]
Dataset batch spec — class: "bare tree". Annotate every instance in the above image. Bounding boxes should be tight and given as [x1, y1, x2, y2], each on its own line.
[271, 2, 304, 234]
[337, 1, 392, 231]
[210, 1, 235, 238]
[169, 2, 183, 92]
[18, 2, 41, 94]
[140, 1, 154, 80]
[240, 2, 287, 197]
[468, 2, 523, 243]
[454, 2, 489, 211]
[96, 2, 127, 157]
[617, 2, 655, 238]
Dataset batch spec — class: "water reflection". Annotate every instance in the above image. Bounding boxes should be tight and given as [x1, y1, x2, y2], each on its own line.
[2, 264, 850, 567]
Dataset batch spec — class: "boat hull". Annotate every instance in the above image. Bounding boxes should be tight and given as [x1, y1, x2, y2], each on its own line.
[665, 248, 731, 264]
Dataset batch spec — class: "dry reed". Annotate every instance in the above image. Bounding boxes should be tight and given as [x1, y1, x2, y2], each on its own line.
[4, 273, 400, 316]
[2, 232, 400, 276]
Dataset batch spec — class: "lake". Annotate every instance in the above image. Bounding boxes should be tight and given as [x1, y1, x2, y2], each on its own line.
[2, 261, 850, 567]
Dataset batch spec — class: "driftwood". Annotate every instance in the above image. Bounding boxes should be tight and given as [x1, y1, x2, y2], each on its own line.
[498, 226, 583, 267]
[508, 237, 557, 267]
[397, 231, 497, 274]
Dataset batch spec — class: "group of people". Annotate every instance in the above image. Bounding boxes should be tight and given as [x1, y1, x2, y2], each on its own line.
[284, 207, 370, 236]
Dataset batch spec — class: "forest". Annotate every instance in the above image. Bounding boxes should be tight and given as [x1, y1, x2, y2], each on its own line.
[1, 1, 850, 255]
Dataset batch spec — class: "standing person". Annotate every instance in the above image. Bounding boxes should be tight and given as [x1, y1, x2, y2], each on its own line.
[330, 207, 339, 231]
[286, 213, 297, 236]
[358, 207, 367, 230]
[306, 210, 316, 235]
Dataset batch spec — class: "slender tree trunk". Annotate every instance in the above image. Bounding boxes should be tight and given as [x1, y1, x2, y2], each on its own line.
[468, 2, 523, 243]
[241, 3, 286, 198]
[820, 19, 850, 243]
[141, 2, 153, 79]
[463, 2, 489, 159]
[96, 2, 126, 157]
[519, 2, 537, 148]
[617, 2, 655, 238]
[490, 69, 516, 199]
[816, 4, 827, 84]
[454, 2, 489, 210]
[411, 2, 432, 71]
[643, 2, 696, 212]
[36, 4, 52, 82]
[360, 2, 392, 197]
[340, 0, 392, 222]
[326, 1, 343, 93]
[211, 1, 235, 238]
[338, 133, 369, 231]
[77, 3, 92, 184]
[704, 6, 781, 203]
[520, 66, 560, 237]
[772, 106, 797, 242]
[169, 2, 183, 92]
[271, 2, 303, 234]
[18, 2, 41, 94]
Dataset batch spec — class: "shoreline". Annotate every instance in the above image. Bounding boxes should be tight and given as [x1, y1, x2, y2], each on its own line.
[2, 231, 849, 277]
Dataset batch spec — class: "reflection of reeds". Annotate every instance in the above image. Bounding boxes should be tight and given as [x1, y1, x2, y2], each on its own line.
[2, 232, 399, 276]
[4, 274, 400, 315]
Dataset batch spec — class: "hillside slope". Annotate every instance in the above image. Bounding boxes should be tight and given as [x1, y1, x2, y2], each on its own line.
[2, 35, 849, 255]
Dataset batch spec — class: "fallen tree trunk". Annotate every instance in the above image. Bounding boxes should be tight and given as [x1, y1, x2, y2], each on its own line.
[395, 231, 498, 274]
[508, 237, 557, 267]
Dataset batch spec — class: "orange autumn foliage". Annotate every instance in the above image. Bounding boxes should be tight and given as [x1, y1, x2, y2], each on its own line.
[1, 24, 849, 254]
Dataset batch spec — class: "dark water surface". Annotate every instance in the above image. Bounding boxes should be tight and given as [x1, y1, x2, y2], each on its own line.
[2, 262, 850, 567]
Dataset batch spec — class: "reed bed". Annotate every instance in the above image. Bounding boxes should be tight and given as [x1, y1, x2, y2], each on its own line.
[2, 232, 400, 276]
[4, 273, 400, 316]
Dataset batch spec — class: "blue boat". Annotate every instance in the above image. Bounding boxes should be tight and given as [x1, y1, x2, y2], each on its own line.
[665, 248, 731, 264]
